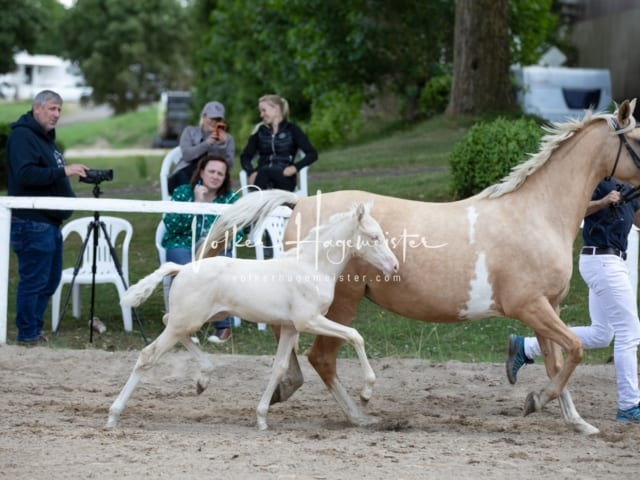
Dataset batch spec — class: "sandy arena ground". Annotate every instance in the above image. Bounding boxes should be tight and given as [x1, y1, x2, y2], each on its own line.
[1, 344, 639, 479]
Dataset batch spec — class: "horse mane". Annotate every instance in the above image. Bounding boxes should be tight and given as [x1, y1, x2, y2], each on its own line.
[282, 202, 369, 257]
[476, 109, 620, 200]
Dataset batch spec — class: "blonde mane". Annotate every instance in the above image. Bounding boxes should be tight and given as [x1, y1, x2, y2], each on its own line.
[477, 109, 621, 199]
[282, 203, 367, 258]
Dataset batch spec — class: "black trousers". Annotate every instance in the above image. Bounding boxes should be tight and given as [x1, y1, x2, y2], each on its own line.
[254, 164, 296, 192]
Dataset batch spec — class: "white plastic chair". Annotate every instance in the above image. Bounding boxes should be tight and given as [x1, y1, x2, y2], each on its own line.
[160, 146, 182, 201]
[249, 212, 292, 330]
[154, 219, 241, 327]
[239, 166, 308, 197]
[51, 216, 133, 332]
[252, 214, 290, 261]
[154, 221, 172, 312]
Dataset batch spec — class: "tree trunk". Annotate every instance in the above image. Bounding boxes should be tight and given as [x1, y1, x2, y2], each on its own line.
[446, 0, 514, 115]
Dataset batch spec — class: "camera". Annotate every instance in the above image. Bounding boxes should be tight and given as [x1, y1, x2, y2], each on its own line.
[212, 121, 228, 141]
[80, 168, 114, 184]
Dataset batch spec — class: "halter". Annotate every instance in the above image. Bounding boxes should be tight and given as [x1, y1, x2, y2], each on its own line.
[604, 119, 640, 205]
[607, 119, 640, 180]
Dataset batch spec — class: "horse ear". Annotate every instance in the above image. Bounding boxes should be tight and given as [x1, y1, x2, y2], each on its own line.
[618, 99, 633, 126]
[356, 203, 365, 222]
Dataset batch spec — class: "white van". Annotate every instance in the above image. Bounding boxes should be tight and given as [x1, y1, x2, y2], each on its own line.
[512, 65, 612, 122]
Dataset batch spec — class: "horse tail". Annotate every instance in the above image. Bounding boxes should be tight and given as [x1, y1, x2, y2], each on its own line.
[198, 189, 300, 258]
[120, 262, 184, 308]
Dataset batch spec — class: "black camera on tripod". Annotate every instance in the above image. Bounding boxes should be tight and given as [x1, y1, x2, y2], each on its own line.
[80, 168, 114, 184]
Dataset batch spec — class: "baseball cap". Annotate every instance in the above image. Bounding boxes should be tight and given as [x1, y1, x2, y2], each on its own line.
[202, 101, 225, 119]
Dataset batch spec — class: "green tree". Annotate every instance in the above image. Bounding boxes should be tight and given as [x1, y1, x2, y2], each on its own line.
[194, 0, 561, 146]
[63, 0, 193, 113]
[194, 0, 306, 131]
[194, 0, 455, 146]
[509, 0, 557, 66]
[447, 0, 514, 115]
[33, 0, 68, 56]
[0, 0, 45, 73]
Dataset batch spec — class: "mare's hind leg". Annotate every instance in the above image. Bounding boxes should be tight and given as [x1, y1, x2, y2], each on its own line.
[269, 325, 304, 405]
[106, 327, 180, 428]
[514, 299, 598, 435]
[256, 326, 299, 430]
[534, 335, 600, 436]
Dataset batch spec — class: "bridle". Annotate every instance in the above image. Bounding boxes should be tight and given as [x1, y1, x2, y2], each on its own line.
[587, 118, 640, 233]
[608, 119, 640, 181]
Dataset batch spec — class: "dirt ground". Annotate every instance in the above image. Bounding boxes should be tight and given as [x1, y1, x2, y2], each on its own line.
[1, 344, 639, 479]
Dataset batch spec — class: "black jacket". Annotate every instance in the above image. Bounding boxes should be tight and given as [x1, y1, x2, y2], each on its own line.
[240, 120, 318, 174]
[7, 111, 75, 226]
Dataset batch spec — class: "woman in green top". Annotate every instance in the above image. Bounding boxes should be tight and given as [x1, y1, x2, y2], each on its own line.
[162, 154, 238, 343]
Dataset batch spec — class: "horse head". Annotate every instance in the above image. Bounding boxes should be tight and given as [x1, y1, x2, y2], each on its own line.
[351, 202, 399, 276]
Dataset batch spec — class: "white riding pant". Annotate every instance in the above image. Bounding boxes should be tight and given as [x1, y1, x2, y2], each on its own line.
[524, 254, 640, 411]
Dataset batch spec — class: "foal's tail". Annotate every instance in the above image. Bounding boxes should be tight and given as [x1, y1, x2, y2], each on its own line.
[120, 262, 184, 308]
[197, 189, 300, 259]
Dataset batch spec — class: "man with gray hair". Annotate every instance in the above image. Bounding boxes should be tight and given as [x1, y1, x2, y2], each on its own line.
[7, 90, 89, 345]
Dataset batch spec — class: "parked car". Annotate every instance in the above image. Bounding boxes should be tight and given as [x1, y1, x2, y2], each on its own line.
[152, 91, 191, 148]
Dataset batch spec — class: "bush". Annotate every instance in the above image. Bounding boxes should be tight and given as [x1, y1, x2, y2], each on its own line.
[418, 74, 452, 118]
[306, 88, 364, 150]
[449, 117, 544, 199]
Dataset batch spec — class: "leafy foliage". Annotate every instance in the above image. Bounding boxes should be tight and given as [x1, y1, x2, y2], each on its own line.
[193, 0, 457, 146]
[32, 0, 68, 56]
[449, 117, 544, 198]
[63, 0, 193, 113]
[419, 72, 452, 119]
[509, 0, 558, 65]
[0, 0, 45, 73]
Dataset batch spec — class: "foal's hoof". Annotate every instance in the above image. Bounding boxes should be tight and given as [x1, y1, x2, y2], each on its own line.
[524, 391, 542, 416]
[196, 379, 208, 395]
[360, 386, 374, 404]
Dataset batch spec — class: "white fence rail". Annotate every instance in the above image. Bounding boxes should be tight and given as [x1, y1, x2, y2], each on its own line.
[0, 196, 291, 344]
[1, 196, 638, 345]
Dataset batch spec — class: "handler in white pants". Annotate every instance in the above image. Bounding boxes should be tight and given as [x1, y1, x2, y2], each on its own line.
[507, 178, 640, 423]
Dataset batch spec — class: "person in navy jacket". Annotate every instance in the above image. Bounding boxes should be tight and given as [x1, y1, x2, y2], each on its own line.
[7, 90, 88, 345]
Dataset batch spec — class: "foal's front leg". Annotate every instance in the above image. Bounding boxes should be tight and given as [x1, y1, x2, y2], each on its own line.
[256, 326, 299, 430]
[302, 315, 376, 406]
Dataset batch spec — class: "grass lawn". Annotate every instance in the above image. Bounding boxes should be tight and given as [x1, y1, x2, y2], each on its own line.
[1, 105, 615, 365]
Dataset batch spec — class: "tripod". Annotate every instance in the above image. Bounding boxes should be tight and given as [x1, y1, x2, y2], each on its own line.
[57, 183, 149, 344]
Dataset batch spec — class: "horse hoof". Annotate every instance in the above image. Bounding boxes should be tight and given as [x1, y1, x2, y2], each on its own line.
[105, 416, 118, 428]
[524, 391, 541, 416]
[271, 354, 304, 405]
[360, 387, 373, 404]
[575, 423, 600, 436]
[196, 380, 207, 395]
[354, 414, 379, 427]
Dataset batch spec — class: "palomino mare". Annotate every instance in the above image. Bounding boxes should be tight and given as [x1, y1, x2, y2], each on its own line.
[106, 194, 399, 430]
[201, 99, 640, 435]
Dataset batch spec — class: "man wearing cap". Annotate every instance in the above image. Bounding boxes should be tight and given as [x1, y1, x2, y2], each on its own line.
[169, 101, 235, 193]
